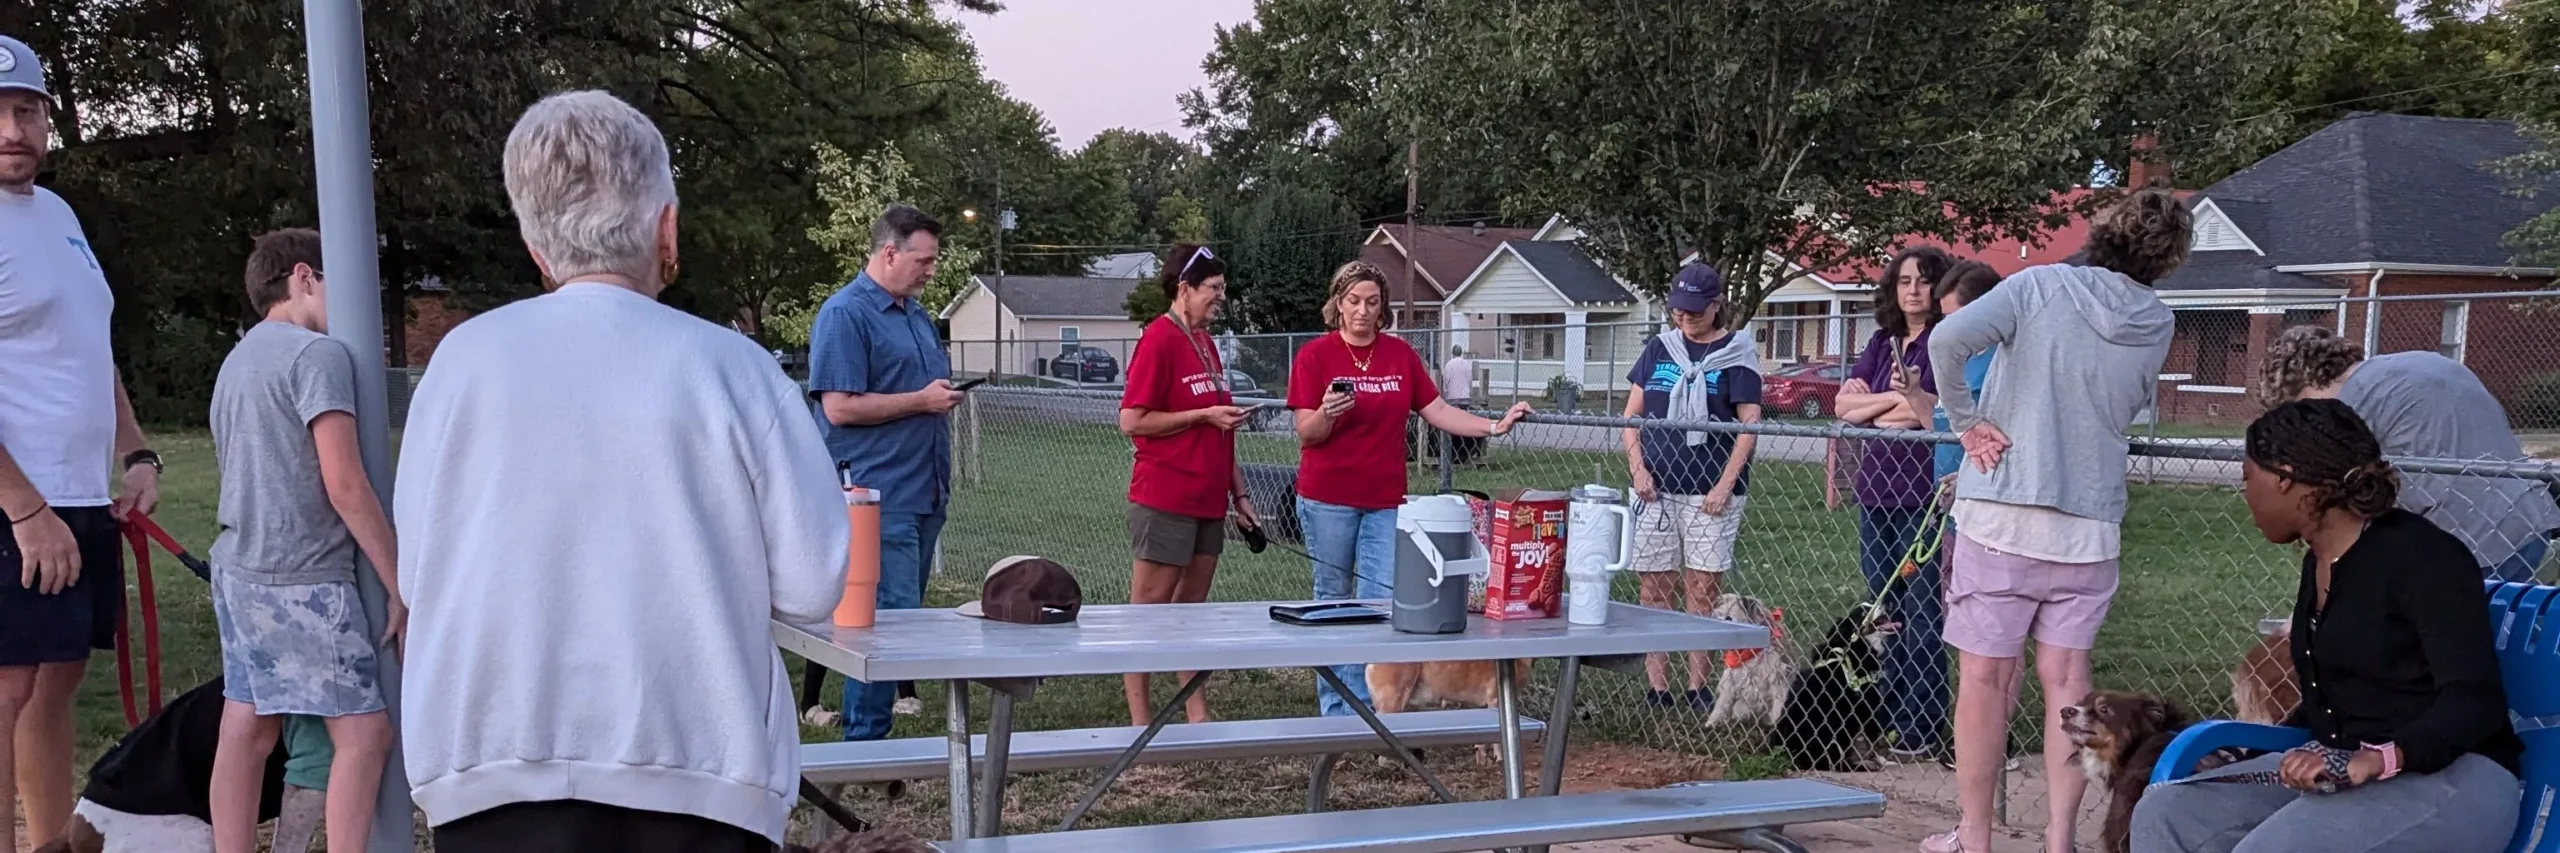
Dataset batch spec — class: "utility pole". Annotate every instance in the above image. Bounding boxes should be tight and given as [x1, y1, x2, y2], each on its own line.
[994, 158, 1007, 377]
[1402, 133, 1419, 333]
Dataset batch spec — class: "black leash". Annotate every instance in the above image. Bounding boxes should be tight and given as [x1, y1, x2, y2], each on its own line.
[800, 776, 873, 833]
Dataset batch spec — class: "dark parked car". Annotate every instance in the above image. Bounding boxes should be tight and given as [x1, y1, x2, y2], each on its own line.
[1762, 360, 1847, 419]
[1049, 347, 1120, 383]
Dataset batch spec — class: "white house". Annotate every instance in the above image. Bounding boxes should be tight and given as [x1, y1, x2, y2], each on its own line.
[1442, 216, 1662, 394]
[942, 275, 1146, 377]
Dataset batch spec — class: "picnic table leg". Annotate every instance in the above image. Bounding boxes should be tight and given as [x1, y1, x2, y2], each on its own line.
[1496, 659, 1526, 800]
[1520, 656, 1584, 853]
[1310, 666, 1459, 804]
[1056, 670, 1214, 831]
[976, 689, 1017, 838]
[947, 678, 974, 842]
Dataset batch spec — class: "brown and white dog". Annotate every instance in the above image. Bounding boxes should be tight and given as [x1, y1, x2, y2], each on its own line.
[2233, 627, 2300, 725]
[1705, 594, 1798, 728]
[1367, 659, 1532, 762]
[2060, 690, 2195, 853]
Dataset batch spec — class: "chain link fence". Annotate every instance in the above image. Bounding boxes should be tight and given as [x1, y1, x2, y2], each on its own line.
[922, 296, 2560, 832]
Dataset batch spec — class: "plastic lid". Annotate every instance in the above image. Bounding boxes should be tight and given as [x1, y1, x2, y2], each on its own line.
[1571, 484, 1623, 503]
[1396, 493, 1475, 530]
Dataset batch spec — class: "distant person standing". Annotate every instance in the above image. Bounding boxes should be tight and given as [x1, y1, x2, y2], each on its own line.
[2256, 325, 2560, 582]
[809, 203, 963, 742]
[0, 34, 165, 853]
[1832, 245, 1953, 764]
[1441, 346, 1483, 464]
[1116, 244, 1255, 726]
[1620, 264, 1761, 709]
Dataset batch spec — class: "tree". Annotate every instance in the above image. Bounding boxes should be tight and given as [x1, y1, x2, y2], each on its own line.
[769, 141, 985, 347]
[1357, 0, 2341, 315]
[1081, 128, 1211, 243]
[1118, 192, 1213, 322]
[1217, 178, 1358, 333]
[2498, 0, 2560, 267]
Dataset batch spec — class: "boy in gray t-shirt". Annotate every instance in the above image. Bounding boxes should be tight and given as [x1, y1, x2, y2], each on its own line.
[205, 229, 400, 851]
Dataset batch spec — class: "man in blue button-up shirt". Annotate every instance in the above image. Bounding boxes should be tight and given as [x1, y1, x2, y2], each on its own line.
[808, 203, 964, 741]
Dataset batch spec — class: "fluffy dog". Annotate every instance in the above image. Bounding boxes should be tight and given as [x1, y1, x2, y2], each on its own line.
[1367, 659, 1533, 714]
[2060, 690, 2194, 853]
[2233, 627, 2299, 726]
[1705, 594, 1797, 728]
[1773, 603, 1895, 771]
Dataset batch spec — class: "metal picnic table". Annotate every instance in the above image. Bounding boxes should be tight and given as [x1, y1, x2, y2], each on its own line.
[777, 600, 1768, 845]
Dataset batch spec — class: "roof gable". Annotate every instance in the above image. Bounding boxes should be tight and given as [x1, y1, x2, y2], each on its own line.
[962, 276, 1145, 319]
[1448, 240, 1637, 307]
[2197, 113, 2549, 268]
[2188, 198, 2264, 255]
[1365, 223, 1541, 303]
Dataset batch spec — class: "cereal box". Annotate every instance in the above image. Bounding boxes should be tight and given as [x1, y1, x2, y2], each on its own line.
[1485, 487, 1568, 620]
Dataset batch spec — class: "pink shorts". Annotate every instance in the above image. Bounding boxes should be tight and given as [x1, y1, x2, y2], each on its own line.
[1943, 533, 2120, 658]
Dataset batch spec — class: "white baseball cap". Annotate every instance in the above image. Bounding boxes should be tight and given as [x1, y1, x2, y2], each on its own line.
[0, 36, 48, 98]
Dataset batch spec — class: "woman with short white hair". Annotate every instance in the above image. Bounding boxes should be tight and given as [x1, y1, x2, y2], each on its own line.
[394, 90, 847, 853]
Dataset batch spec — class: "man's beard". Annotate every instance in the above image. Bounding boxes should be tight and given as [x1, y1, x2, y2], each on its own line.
[0, 149, 40, 190]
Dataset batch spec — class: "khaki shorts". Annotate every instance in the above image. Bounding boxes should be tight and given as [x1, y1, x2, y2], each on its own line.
[1632, 494, 1747, 573]
[1130, 503, 1227, 566]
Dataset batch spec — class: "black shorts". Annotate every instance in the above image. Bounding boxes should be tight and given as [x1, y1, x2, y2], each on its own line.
[433, 799, 773, 853]
[0, 506, 125, 667]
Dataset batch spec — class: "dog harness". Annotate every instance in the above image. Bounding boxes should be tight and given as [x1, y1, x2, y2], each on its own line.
[1724, 608, 1783, 669]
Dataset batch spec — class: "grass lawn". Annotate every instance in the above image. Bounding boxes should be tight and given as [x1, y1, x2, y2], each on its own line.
[80, 424, 2297, 840]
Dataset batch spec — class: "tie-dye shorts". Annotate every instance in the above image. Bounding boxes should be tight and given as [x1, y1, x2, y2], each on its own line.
[211, 572, 386, 717]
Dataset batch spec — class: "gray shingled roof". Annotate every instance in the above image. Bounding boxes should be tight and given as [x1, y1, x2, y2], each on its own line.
[1502, 240, 1637, 305]
[2156, 113, 2554, 292]
[977, 276, 1144, 318]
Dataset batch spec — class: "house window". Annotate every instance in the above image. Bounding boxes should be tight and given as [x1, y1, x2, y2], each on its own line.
[2440, 302, 2470, 363]
[1507, 313, 1564, 359]
[1059, 326, 1080, 357]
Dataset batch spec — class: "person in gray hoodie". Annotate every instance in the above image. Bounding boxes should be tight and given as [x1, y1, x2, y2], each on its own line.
[1919, 185, 2189, 853]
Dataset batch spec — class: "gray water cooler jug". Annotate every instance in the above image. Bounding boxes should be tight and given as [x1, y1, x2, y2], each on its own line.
[1392, 494, 1489, 634]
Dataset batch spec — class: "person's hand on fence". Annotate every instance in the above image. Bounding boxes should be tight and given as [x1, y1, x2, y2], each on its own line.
[1631, 467, 1658, 503]
[11, 509, 80, 594]
[1319, 390, 1355, 420]
[1489, 401, 1533, 437]
[1196, 406, 1250, 431]
[913, 380, 966, 415]
[1961, 422, 2010, 472]
[114, 462, 161, 520]
[1702, 487, 1734, 516]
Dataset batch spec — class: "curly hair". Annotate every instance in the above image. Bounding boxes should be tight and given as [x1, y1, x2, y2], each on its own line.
[2081, 183, 2192, 285]
[2255, 325, 2364, 408]
[2245, 398, 2399, 518]
[1873, 246, 1953, 339]
[1321, 259, 1393, 330]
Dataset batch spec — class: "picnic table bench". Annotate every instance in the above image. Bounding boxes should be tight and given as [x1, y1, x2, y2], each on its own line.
[927, 779, 1884, 853]
[802, 708, 1543, 811]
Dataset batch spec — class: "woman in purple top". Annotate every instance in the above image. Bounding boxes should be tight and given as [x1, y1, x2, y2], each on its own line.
[1833, 245, 1953, 761]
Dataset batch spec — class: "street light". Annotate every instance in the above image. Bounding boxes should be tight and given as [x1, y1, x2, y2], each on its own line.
[962, 209, 978, 221]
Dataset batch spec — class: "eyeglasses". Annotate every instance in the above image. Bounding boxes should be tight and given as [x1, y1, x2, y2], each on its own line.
[1177, 246, 1215, 281]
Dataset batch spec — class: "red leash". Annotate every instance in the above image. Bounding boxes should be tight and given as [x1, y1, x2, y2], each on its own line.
[113, 512, 207, 727]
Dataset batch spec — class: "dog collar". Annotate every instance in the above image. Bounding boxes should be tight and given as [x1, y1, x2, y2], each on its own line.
[1723, 609, 1783, 669]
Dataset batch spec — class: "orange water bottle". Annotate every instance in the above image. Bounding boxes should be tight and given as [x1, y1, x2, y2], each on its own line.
[834, 462, 884, 627]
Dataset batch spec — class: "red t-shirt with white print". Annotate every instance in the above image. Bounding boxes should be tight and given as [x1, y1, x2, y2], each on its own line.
[1121, 316, 1236, 519]
[1287, 332, 1438, 511]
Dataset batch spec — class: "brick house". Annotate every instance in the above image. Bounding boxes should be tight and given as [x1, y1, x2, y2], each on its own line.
[2148, 113, 2557, 424]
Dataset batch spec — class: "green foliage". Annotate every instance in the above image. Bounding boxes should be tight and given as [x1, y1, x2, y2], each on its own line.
[2497, 0, 2560, 268]
[770, 141, 985, 347]
[1217, 180, 1360, 333]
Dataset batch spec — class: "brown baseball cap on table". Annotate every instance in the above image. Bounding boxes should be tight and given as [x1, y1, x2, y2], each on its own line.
[956, 556, 1083, 625]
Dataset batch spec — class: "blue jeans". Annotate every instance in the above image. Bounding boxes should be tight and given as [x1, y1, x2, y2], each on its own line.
[1858, 505, 1947, 753]
[842, 510, 945, 741]
[1296, 497, 1396, 717]
[2486, 535, 2550, 583]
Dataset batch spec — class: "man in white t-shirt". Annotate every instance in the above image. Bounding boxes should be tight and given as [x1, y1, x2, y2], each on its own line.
[0, 34, 164, 853]
[1439, 346, 1484, 464]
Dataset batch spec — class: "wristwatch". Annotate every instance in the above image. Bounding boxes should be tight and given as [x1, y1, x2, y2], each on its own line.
[123, 449, 163, 474]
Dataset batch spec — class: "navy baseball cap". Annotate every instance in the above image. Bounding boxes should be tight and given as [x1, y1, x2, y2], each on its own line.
[0, 37, 46, 98]
[1668, 264, 1723, 314]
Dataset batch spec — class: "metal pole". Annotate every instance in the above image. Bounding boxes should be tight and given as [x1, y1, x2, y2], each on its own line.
[947, 679, 974, 840]
[992, 160, 1005, 378]
[301, 1, 412, 848]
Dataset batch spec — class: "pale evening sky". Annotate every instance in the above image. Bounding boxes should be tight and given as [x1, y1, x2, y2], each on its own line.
[955, 0, 1260, 150]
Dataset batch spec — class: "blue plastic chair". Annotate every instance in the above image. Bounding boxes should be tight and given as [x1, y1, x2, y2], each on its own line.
[2150, 581, 2560, 852]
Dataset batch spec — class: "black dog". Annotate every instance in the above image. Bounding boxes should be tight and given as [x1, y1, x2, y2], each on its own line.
[1774, 604, 1896, 771]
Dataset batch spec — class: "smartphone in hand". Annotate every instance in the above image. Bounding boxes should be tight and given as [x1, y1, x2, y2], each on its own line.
[954, 377, 988, 392]
[1330, 380, 1354, 395]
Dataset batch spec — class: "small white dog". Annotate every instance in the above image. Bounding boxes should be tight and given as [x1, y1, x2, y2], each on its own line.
[1705, 593, 1798, 727]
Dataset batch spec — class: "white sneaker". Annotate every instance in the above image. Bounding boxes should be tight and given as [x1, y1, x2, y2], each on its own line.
[893, 696, 925, 715]
[801, 705, 842, 727]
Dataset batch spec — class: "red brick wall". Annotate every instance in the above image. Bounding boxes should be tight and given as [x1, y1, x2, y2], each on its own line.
[405, 293, 470, 366]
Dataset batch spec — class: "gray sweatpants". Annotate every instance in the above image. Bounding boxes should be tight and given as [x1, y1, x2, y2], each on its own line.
[2129, 751, 2519, 853]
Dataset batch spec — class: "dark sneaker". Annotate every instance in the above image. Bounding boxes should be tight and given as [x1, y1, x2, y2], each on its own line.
[1685, 688, 1714, 711]
[1645, 690, 1677, 709]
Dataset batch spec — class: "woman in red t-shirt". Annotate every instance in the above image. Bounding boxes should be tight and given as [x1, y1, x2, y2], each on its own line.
[1117, 244, 1256, 726]
[1285, 260, 1532, 717]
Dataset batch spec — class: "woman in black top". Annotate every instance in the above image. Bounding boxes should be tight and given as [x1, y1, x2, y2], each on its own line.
[2132, 399, 2521, 853]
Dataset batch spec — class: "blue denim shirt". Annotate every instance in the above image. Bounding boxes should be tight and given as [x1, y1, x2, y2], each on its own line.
[808, 273, 952, 515]
[1932, 347, 1996, 480]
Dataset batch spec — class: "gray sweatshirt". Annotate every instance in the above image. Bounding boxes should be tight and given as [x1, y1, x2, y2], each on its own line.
[2336, 352, 2560, 567]
[1929, 263, 2173, 523]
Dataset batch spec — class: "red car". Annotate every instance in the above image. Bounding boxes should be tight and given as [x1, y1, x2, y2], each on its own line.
[1762, 360, 1847, 419]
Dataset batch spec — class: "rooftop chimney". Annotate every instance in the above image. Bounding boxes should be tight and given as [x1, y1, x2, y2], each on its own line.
[1472, 221, 1486, 237]
[2126, 133, 2171, 189]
